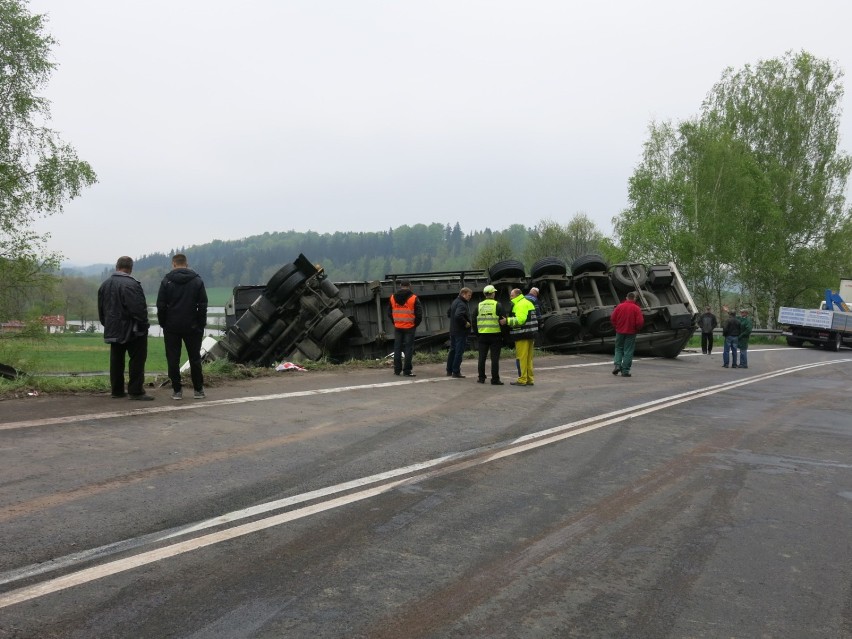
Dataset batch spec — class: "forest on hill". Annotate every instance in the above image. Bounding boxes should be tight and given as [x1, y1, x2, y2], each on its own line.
[128, 222, 550, 294]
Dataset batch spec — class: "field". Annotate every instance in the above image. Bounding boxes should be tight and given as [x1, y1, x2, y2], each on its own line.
[0, 334, 169, 374]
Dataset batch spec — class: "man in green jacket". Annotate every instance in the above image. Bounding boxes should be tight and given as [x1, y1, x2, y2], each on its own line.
[738, 309, 753, 369]
[500, 288, 538, 386]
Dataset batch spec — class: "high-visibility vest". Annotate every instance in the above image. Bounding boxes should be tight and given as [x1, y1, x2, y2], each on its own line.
[477, 298, 500, 334]
[390, 294, 417, 329]
[508, 296, 538, 338]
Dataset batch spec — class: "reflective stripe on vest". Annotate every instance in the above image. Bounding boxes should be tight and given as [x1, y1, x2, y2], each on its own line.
[477, 299, 500, 333]
[509, 298, 538, 338]
[390, 294, 417, 329]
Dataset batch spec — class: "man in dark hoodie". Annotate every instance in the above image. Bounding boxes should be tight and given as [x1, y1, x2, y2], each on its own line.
[157, 253, 209, 399]
[387, 279, 424, 376]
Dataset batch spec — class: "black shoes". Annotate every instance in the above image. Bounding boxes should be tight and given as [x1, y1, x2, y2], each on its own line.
[129, 394, 154, 401]
[622, 372, 632, 377]
[612, 366, 621, 376]
[477, 378, 486, 384]
[452, 373, 465, 379]
[491, 380, 504, 385]
[111, 393, 127, 399]
[403, 372, 416, 377]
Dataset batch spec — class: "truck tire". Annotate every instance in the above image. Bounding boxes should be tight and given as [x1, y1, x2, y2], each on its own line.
[311, 309, 346, 340]
[828, 332, 842, 352]
[571, 254, 608, 275]
[785, 336, 804, 347]
[542, 313, 581, 342]
[637, 291, 660, 308]
[269, 270, 309, 305]
[488, 259, 526, 281]
[322, 316, 354, 349]
[531, 256, 567, 278]
[611, 263, 648, 291]
[265, 264, 298, 295]
[585, 307, 616, 337]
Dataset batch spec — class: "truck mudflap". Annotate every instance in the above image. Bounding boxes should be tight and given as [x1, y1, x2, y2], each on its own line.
[205, 253, 700, 367]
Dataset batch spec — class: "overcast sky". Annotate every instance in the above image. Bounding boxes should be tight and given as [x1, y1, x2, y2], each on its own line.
[27, 0, 852, 266]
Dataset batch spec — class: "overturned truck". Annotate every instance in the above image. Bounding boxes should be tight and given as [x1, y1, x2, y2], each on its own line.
[203, 253, 699, 366]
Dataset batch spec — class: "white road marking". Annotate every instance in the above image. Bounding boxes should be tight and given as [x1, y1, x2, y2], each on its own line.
[0, 348, 801, 431]
[1, 357, 848, 609]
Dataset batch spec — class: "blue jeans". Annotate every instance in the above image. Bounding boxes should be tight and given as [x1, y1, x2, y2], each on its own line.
[446, 333, 467, 374]
[393, 328, 415, 374]
[723, 335, 739, 367]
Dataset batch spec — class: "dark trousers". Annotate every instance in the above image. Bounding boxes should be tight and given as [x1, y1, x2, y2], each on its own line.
[393, 328, 415, 374]
[164, 331, 204, 392]
[446, 333, 467, 374]
[701, 331, 714, 354]
[477, 333, 502, 381]
[110, 336, 148, 396]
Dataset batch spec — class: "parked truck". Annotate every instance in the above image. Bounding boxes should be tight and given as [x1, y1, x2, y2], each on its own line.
[777, 305, 852, 351]
[203, 252, 700, 367]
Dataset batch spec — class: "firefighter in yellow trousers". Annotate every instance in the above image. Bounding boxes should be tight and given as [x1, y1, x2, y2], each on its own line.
[500, 288, 538, 386]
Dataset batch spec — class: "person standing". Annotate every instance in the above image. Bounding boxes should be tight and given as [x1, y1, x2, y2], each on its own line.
[610, 291, 645, 378]
[446, 287, 473, 378]
[475, 284, 505, 385]
[98, 256, 153, 400]
[157, 253, 209, 399]
[698, 306, 718, 355]
[500, 288, 538, 386]
[722, 309, 741, 368]
[737, 308, 753, 369]
[387, 279, 423, 377]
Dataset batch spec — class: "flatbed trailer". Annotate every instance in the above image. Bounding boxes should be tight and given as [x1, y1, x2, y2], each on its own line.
[777, 306, 852, 351]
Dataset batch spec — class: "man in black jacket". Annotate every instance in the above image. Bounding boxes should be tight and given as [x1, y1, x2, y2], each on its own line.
[446, 287, 473, 378]
[98, 256, 153, 400]
[157, 253, 209, 399]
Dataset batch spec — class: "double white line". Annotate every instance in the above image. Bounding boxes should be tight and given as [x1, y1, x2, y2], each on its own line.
[1, 358, 848, 609]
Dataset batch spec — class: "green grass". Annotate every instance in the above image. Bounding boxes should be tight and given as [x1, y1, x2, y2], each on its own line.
[0, 334, 168, 374]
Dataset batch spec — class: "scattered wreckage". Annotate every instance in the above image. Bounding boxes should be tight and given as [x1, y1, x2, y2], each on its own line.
[202, 253, 700, 367]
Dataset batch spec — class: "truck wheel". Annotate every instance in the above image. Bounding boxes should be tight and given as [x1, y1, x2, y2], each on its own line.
[488, 259, 526, 280]
[785, 336, 803, 347]
[311, 309, 346, 340]
[265, 264, 298, 295]
[829, 332, 841, 352]
[571, 254, 608, 275]
[269, 270, 309, 305]
[531, 257, 567, 278]
[611, 263, 647, 291]
[637, 291, 660, 308]
[542, 313, 581, 342]
[585, 307, 616, 337]
[322, 316, 354, 349]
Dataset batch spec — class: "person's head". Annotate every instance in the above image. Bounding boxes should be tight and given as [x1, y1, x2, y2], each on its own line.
[705, 306, 711, 312]
[460, 287, 472, 300]
[115, 256, 133, 273]
[483, 284, 497, 298]
[171, 253, 188, 268]
[740, 309, 749, 316]
[626, 291, 637, 302]
[399, 279, 411, 289]
[509, 288, 522, 300]
[528, 287, 539, 298]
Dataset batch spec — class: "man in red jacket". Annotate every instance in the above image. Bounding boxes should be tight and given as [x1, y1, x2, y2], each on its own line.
[610, 291, 645, 378]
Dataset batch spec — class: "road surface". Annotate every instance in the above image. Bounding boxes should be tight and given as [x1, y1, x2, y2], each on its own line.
[1, 346, 851, 638]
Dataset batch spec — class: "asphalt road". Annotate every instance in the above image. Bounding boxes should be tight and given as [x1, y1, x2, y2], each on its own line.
[1, 346, 851, 638]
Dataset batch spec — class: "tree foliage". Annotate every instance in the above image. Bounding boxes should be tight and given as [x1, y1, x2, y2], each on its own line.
[0, 0, 97, 320]
[614, 51, 852, 325]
